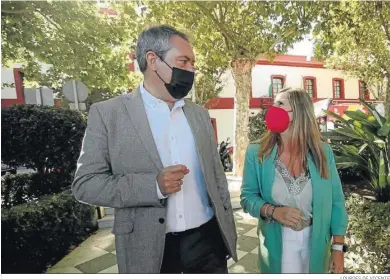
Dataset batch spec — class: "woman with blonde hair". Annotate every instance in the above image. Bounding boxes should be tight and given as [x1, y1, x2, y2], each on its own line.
[240, 87, 348, 273]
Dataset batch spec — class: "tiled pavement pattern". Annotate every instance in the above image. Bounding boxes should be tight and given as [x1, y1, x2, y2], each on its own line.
[47, 209, 260, 274]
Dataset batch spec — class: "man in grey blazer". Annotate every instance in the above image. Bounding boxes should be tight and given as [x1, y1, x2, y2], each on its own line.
[72, 25, 237, 273]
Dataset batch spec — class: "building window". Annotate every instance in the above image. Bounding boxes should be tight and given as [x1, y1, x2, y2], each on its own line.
[359, 81, 369, 100]
[271, 75, 285, 97]
[332, 78, 344, 99]
[303, 76, 317, 98]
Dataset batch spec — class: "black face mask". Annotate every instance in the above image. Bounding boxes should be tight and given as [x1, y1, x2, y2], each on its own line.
[154, 55, 195, 100]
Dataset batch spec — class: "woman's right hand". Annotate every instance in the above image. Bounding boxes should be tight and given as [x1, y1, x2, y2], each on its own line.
[272, 206, 303, 227]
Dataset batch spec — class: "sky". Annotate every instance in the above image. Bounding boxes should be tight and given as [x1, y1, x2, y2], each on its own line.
[287, 36, 315, 57]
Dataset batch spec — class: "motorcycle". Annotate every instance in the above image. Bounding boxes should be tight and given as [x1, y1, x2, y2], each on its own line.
[219, 137, 233, 172]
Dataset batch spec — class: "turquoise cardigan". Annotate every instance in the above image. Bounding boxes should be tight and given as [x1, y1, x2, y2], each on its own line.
[240, 143, 349, 273]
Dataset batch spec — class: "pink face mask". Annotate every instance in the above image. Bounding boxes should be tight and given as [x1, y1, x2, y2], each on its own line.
[265, 106, 292, 133]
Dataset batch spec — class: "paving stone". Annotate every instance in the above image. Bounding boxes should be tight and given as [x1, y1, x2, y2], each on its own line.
[236, 222, 256, 236]
[76, 253, 117, 274]
[229, 253, 259, 273]
[47, 267, 83, 274]
[234, 211, 258, 226]
[244, 227, 258, 238]
[96, 239, 116, 253]
[250, 247, 258, 255]
[51, 246, 109, 269]
[237, 235, 260, 252]
[227, 249, 249, 268]
[98, 264, 119, 274]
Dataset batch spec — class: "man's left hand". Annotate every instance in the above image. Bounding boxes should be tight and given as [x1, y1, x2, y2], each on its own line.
[330, 251, 344, 273]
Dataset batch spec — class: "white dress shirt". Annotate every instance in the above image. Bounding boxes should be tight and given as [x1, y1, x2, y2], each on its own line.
[140, 84, 214, 233]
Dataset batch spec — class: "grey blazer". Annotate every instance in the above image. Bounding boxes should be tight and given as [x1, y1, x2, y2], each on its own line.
[72, 87, 238, 273]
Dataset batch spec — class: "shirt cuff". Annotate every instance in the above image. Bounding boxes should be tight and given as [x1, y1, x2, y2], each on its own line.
[156, 181, 168, 199]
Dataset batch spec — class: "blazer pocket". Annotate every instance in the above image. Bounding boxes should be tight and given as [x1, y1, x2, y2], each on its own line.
[112, 221, 134, 235]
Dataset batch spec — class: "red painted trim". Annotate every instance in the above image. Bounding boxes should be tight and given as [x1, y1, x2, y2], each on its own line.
[257, 60, 325, 68]
[100, 8, 118, 16]
[1, 68, 25, 108]
[303, 76, 317, 98]
[271, 75, 286, 97]
[358, 80, 374, 101]
[256, 55, 324, 68]
[332, 78, 345, 99]
[204, 97, 234, 109]
[205, 96, 371, 110]
[205, 97, 274, 109]
[210, 118, 218, 143]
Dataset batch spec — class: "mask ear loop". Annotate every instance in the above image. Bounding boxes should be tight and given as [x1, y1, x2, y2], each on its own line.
[151, 52, 172, 84]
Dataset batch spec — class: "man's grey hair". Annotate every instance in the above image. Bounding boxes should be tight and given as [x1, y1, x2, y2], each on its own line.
[136, 25, 189, 73]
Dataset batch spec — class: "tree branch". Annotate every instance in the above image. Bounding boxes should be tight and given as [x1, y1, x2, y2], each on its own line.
[194, 2, 238, 51]
[1, 9, 28, 15]
[376, 2, 390, 45]
[38, 12, 62, 31]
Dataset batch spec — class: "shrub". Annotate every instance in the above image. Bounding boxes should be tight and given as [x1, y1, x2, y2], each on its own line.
[1, 172, 73, 209]
[1, 105, 86, 175]
[323, 99, 390, 202]
[249, 110, 267, 142]
[344, 194, 390, 273]
[1, 189, 97, 273]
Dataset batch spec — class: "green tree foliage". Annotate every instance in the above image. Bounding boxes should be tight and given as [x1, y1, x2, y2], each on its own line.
[144, 1, 318, 175]
[313, 1, 390, 118]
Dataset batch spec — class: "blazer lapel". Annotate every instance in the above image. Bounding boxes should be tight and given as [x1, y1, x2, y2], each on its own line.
[261, 145, 278, 204]
[307, 154, 324, 239]
[123, 87, 164, 171]
[183, 100, 207, 166]
[182, 101, 209, 184]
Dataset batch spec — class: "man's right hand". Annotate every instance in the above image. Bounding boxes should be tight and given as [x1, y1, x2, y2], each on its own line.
[157, 165, 190, 196]
[272, 206, 303, 227]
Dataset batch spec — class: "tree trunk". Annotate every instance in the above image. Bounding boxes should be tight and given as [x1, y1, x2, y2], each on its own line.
[231, 59, 255, 176]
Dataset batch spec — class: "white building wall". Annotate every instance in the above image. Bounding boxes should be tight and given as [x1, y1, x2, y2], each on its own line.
[1, 67, 17, 99]
[209, 108, 262, 144]
[208, 62, 381, 144]
[217, 65, 369, 99]
[218, 70, 236, 98]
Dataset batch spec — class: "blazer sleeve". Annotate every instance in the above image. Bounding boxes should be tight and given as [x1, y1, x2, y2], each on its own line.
[72, 104, 160, 208]
[327, 144, 349, 236]
[240, 144, 267, 219]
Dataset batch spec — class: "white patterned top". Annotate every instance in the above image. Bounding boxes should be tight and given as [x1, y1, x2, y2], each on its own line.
[272, 155, 313, 229]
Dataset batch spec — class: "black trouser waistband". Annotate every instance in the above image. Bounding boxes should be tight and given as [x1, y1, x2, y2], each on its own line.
[166, 217, 216, 237]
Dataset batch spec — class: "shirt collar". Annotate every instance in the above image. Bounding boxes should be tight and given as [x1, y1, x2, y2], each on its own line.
[140, 83, 185, 110]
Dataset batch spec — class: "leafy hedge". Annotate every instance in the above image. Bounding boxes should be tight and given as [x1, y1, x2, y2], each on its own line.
[1, 105, 86, 174]
[1, 172, 73, 208]
[345, 194, 390, 273]
[1, 190, 97, 273]
[248, 110, 267, 142]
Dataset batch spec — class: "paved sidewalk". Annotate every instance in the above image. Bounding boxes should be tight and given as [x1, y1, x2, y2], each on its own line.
[47, 209, 260, 274]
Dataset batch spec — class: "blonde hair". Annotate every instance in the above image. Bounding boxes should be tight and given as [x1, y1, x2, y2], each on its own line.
[258, 87, 329, 179]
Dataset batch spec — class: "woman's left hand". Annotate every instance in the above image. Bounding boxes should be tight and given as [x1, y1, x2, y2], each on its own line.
[330, 251, 344, 273]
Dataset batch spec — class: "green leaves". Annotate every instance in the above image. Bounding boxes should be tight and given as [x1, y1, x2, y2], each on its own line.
[378, 120, 390, 137]
[345, 195, 390, 273]
[1, 1, 142, 95]
[313, 1, 390, 117]
[1, 189, 97, 273]
[323, 100, 390, 201]
[1, 105, 86, 174]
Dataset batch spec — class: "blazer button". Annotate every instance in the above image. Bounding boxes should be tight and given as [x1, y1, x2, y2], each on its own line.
[159, 218, 165, 224]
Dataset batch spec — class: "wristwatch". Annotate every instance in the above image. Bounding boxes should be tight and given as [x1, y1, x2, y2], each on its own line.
[332, 243, 348, 253]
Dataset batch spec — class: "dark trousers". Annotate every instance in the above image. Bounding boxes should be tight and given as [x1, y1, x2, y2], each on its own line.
[160, 217, 229, 274]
